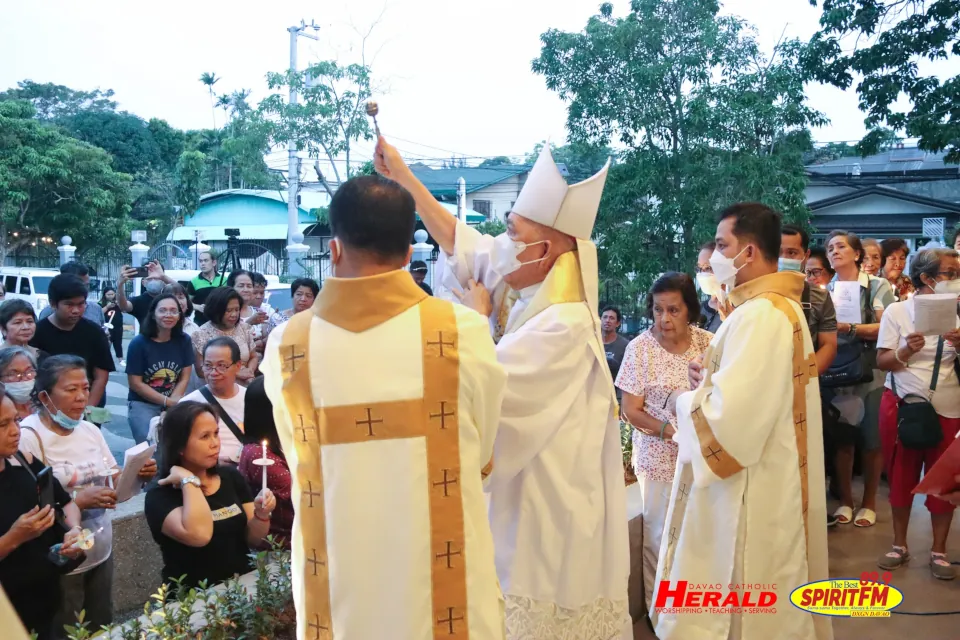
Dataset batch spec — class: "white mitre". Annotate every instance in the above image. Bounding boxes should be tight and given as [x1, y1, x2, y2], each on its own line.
[511, 142, 611, 239]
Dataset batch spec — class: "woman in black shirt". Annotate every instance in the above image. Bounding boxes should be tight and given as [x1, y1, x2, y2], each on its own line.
[145, 401, 276, 590]
[0, 389, 83, 639]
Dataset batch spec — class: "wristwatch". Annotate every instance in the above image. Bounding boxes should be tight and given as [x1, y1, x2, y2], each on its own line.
[180, 476, 201, 490]
[847, 323, 858, 338]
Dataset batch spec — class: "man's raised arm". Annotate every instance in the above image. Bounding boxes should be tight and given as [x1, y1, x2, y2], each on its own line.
[374, 137, 456, 255]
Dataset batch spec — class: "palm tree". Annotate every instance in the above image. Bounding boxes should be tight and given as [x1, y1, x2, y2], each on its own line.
[216, 94, 232, 129]
[199, 72, 220, 129]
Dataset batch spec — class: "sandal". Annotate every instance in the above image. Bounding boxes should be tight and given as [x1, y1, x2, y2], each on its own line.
[877, 546, 909, 570]
[854, 508, 877, 528]
[930, 553, 956, 580]
[833, 506, 853, 525]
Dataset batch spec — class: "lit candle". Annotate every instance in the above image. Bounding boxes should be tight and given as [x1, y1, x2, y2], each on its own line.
[261, 440, 269, 493]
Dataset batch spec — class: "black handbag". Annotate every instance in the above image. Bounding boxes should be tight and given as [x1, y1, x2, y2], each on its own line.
[892, 338, 947, 450]
[821, 284, 876, 388]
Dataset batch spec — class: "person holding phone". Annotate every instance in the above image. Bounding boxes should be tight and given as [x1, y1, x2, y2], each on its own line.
[18, 355, 157, 631]
[116, 261, 176, 325]
[0, 386, 83, 640]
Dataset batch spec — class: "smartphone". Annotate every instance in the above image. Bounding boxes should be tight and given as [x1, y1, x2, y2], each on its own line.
[36, 466, 55, 510]
[133, 266, 149, 278]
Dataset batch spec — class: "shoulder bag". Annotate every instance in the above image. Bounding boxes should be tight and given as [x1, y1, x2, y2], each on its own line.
[198, 386, 245, 443]
[821, 284, 875, 388]
[892, 338, 949, 450]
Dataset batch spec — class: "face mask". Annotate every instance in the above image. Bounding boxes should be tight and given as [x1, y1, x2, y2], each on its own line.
[709, 247, 748, 292]
[145, 280, 164, 295]
[5, 380, 34, 404]
[934, 279, 960, 295]
[778, 258, 804, 273]
[40, 392, 82, 431]
[490, 234, 546, 277]
[695, 272, 720, 297]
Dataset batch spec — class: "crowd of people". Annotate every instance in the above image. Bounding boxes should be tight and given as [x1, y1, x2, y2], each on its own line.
[3, 136, 960, 639]
[0, 254, 320, 638]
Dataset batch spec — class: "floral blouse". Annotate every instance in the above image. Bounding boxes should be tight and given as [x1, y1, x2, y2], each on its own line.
[191, 322, 257, 371]
[615, 327, 713, 484]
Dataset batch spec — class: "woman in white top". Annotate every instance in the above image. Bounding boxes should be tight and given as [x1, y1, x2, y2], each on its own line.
[875, 248, 960, 580]
[18, 355, 157, 630]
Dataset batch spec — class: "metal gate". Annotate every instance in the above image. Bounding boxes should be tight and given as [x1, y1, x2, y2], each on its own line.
[76, 246, 134, 298]
[4, 243, 59, 269]
[217, 242, 281, 276]
[148, 243, 192, 271]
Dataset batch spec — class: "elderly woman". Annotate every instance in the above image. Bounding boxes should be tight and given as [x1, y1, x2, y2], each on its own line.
[0, 387, 83, 640]
[825, 230, 895, 528]
[805, 247, 835, 288]
[0, 347, 38, 419]
[861, 238, 883, 277]
[880, 238, 914, 302]
[18, 355, 157, 631]
[0, 299, 45, 362]
[191, 287, 258, 386]
[875, 248, 960, 579]
[615, 272, 712, 609]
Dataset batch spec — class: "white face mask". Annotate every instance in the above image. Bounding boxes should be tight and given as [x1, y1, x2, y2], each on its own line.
[490, 234, 546, 277]
[709, 247, 748, 292]
[778, 258, 804, 273]
[934, 279, 960, 295]
[695, 272, 720, 297]
[5, 380, 33, 404]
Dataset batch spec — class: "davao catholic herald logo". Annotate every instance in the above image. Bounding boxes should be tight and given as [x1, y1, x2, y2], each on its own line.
[790, 573, 904, 618]
[654, 582, 778, 614]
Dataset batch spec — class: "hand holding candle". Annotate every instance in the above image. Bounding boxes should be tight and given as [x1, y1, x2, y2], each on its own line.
[254, 439, 275, 492]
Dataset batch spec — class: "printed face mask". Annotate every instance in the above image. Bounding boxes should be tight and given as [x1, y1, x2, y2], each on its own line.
[490, 234, 546, 277]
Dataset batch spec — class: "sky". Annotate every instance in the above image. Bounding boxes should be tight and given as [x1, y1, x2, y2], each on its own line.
[3, 0, 958, 173]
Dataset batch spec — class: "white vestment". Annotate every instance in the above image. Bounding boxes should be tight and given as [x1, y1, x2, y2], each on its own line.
[441, 222, 631, 639]
[263, 271, 507, 639]
[651, 272, 832, 640]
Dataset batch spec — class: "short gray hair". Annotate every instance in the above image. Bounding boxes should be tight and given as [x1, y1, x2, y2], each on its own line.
[0, 346, 36, 374]
[910, 248, 960, 290]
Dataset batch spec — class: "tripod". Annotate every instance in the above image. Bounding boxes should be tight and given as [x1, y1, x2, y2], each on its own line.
[218, 233, 242, 280]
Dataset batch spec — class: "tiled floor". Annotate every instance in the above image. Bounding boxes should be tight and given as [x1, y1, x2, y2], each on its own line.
[634, 481, 960, 639]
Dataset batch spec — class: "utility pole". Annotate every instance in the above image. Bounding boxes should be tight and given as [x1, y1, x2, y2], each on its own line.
[286, 20, 319, 244]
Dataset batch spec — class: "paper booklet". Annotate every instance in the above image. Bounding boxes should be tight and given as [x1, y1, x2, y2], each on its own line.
[115, 442, 156, 503]
[913, 293, 959, 336]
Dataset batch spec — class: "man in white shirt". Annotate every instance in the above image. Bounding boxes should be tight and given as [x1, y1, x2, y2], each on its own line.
[180, 336, 246, 463]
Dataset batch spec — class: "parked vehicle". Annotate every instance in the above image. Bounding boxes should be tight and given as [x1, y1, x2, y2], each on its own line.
[0, 267, 60, 313]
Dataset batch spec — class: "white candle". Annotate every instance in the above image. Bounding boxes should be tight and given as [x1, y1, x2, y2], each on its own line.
[261, 440, 269, 493]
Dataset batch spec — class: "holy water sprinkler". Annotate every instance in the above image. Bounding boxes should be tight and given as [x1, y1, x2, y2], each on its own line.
[365, 101, 381, 138]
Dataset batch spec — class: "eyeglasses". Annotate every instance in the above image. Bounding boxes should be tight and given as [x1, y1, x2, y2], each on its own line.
[202, 362, 237, 373]
[156, 310, 181, 317]
[695, 265, 713, 274]
[806, 268, 826, 278]
[1, 369, 36, 383]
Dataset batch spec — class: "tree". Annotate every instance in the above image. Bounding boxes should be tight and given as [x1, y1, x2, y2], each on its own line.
[261, 61, 374, 198]
[199, 72, 220, 130]
[0, 80, 116, 120]
[533, 0, 825, 285]
[478, 156, 513, 168]
[58, 110, 163, 175]
[0, 101, 131, 262]
[175, 150, 206, 224]
[147, 118, 186, 170]
[804, 0, 960, 160]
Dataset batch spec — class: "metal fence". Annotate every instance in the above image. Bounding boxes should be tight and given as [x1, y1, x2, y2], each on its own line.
[3, 244, 59, 269]
[599, 278, 648, 337]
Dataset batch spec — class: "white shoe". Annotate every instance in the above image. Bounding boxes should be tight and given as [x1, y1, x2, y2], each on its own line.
[119, 359, 126, 367]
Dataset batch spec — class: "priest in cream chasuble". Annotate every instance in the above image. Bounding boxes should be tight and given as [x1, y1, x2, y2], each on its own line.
[650, 208, 832, 640]
[375, 140, 631, 639]
[262, 175, 507, 640]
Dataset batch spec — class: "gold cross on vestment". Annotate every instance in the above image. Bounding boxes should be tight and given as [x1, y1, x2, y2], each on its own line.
[437, 607, 464, 634]
[355, 407, 383, 437]
[426, 331, 455, 357]
[430, 401, 455, 430]
[433, 469, 458, 497]
[435, 541, 462, 569]
[282, 345, 306, 373]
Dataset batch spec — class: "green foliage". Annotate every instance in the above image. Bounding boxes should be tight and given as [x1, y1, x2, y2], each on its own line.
[261, 60, 374, 196]
[0, 80, 116, 120]
[58, 110, 163, 175]
[175, 150, 207, 220]
[526, 141, 613, 183]
[356, 160, 376, 176]
[804, 0, 960, 161]
[534, 0, 823, 285]
[478, 156, 513, 168]
[474, 218, 507, 236]
[65, 543, 293, 640]
[147, 118, 186, 171]
[0, 100, 131, 261]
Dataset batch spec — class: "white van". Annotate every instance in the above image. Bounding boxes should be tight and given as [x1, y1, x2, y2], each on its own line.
[0, 267, 60, 314]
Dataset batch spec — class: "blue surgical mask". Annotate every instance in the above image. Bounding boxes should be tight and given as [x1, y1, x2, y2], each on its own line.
[40, 391, 82, 431]
[145, 280, 164, 295]
[778, 258, 804, 273]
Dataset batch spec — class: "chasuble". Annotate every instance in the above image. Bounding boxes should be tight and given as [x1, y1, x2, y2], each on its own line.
[439, 222, 632, 640]
[262, 270, 507, 639]
[651, 272, 832, 640]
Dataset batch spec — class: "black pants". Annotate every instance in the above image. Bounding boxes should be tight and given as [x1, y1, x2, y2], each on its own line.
[9, 577, 61, 640]
[109, 325, 123, 358]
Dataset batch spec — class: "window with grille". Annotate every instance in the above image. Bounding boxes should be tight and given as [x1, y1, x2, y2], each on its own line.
[473, 200, 492, 216]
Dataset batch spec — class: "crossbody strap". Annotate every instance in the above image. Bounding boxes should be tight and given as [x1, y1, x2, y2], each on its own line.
[892, 337, 945, 399]
[20, 426, 46, 465]
[198, 386, 245, 443]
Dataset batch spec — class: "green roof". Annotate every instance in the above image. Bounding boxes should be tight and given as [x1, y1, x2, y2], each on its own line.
[410, 164, 530, 197]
